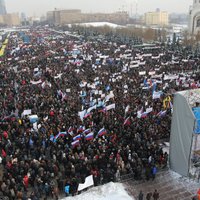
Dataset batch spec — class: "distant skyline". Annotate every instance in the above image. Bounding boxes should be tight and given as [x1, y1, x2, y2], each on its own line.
[5, 0, 193, 17]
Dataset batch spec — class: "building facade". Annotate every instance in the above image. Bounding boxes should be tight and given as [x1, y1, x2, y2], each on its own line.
[47, 9, 129, 26]
[0, 0, 6, 15]
[3, 13, 20, 26]
[0, 13, 20, 26]
[0, 0, 20, 27]
[189, 0, 200, 34]
[47, 9, 82, 25]
[82, 11, 129, 25]
[145, 10, 168, 26]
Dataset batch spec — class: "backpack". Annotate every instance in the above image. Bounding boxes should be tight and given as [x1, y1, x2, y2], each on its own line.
[64, 185, 70, 194]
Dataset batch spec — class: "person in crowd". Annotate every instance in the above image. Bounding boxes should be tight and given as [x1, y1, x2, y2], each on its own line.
[146, 192, 152, 200]
[153, 189, 159, 200]
[138, 190, 144, 200]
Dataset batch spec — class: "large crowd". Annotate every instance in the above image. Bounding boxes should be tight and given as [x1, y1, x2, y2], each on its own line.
[0, 27, 199, 200]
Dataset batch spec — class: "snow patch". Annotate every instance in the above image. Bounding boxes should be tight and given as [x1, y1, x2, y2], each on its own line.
[169, 170, 182, 179]
[60, 182, 134, 200]
[72, 22, 123, 28]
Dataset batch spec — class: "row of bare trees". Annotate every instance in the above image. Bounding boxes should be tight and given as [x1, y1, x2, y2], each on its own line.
[68, 24, 200, 48]
[182, 30, 200, 46]
[69, 24, 167, 43]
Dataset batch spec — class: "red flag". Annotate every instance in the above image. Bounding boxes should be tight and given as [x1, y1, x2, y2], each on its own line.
[2, 149, 6, 157]
[3, 131, 8, 139]
[23, 175, 29, 188]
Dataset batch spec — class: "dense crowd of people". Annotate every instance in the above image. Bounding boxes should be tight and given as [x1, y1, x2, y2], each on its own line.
[0, 27, 199, 200]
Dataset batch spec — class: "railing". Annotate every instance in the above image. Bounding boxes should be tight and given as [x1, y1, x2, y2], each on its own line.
[119, 167, 169, 184]
[119, 172, 135, 183]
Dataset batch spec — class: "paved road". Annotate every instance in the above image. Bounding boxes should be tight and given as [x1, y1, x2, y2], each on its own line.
[124, 170, 200, 200]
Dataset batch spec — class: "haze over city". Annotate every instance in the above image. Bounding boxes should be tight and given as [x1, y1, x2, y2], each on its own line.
[5, 0, 193, 17]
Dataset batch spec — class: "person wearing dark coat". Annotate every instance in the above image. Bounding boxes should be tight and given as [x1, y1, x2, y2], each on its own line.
[146, 192, 152, 200]
[138, 190, 144, 200]
[153, 189, 159, 200]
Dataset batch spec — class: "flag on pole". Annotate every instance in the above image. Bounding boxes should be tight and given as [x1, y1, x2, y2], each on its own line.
[68, 126, 74, 136]
[83, 128, 91, 135]
[77, 126, 85, 133]
[85, 132, 94, 140]
[73, 134, 81, 141]
[50, 135, 56, 142]
[141, 112, 148, 118]
[84, 112, 92, 119]
[58, 131, 67, 136]
[157, 110, 167, 117]
[98, 128, 107, 137]
[54, 131, 68, 141]
[71, 140, 80, 148]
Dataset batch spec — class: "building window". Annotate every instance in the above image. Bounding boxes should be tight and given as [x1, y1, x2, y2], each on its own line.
[197, 19, 200, 27]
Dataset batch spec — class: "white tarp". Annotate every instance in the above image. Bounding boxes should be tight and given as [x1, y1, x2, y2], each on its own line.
[62, 182, 133, 200]
[78, 175, 94, 191]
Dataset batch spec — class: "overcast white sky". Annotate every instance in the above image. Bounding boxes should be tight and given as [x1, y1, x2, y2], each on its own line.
[5, 0, 193, 17]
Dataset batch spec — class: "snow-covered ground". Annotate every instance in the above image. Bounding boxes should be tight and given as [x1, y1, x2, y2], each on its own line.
[79, 22, 122, 28]
[68, 22, 124, 28]
[60, 182, 134, 200]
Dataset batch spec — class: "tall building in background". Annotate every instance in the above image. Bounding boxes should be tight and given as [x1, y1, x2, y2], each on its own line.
[0, 0, 20, 26]
[0, 0, 6, 15]
[144, 9, 168, 26]
[3, 13, 20, 26]
[189, 0, 200, 34]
